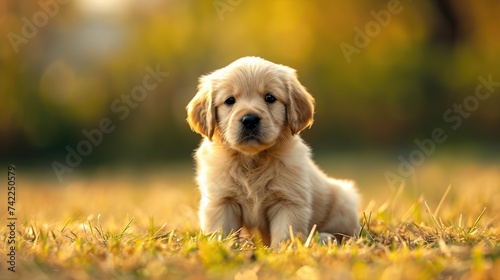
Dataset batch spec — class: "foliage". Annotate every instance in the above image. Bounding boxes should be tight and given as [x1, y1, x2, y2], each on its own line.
[1, 1, 499, 162]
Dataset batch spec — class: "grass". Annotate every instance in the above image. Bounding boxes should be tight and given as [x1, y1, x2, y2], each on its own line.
[1, 156, 499, 279]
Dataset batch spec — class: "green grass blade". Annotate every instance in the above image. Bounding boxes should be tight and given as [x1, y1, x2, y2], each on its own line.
[119, 217, 135, 238]
[468, 207, 487, 235]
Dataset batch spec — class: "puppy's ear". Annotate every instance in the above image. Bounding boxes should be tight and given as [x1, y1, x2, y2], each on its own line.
[285, 68, 315, 135]
[186, 75, 216, 140]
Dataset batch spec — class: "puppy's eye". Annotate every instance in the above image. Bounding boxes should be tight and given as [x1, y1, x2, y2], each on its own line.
[224, 97, 236, 105]
[264, 93, 277, 104]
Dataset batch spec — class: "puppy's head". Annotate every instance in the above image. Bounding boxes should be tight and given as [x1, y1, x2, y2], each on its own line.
[187, 56, 315, 155]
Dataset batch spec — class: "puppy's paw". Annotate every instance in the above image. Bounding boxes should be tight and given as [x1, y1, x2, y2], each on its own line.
[317, 232, 337, 245]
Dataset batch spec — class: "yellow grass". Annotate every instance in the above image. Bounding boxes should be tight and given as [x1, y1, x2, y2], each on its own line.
[1, 157, 499, 279]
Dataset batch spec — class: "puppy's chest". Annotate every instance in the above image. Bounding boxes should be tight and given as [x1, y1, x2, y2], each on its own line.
[229, 161, 276, 196]
[228, 163, 279, 224]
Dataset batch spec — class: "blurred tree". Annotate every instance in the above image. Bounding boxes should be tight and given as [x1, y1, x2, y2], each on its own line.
[0, 0, 498, 166]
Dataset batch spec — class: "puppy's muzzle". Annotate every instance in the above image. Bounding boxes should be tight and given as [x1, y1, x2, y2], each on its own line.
[241, 114, 260, 131]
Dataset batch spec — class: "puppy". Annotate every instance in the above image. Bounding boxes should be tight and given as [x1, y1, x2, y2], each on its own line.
[187, 56, 360, 248]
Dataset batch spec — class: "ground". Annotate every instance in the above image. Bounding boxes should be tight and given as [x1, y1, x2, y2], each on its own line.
[1, 155, 499, 279]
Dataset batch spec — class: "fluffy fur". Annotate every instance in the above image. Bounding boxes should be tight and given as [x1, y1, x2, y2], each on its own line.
[187, 56, 360, 248]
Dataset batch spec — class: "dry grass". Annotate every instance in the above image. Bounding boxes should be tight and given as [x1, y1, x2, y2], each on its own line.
[1, 157, 499, 279]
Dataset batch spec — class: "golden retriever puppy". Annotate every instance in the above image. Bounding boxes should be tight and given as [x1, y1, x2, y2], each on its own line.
[187, 56, 360, 248]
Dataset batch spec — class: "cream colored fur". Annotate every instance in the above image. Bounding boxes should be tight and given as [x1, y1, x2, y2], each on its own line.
[187, 56, 360, 248]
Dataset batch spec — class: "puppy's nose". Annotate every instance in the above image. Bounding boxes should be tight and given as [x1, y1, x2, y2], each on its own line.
[241, 114, 260, 130]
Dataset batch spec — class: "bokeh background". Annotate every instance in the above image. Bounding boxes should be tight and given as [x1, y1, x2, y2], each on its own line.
[0, 0, 499, 184]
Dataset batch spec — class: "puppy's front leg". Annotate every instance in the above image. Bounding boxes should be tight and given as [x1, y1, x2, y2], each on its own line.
[267, 203, 311, 248]
[199, 198, 242, 237]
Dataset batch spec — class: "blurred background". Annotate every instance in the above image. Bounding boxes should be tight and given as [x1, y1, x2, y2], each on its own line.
[0, 0, 499, 185]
